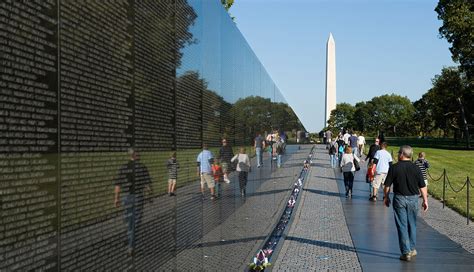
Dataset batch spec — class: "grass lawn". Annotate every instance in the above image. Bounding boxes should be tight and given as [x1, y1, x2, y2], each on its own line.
[381, 145, 473, 220]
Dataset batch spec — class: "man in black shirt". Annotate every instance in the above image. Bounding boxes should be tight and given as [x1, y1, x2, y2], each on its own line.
[114, 148, 152, 256]
[383, 145, 428, 262]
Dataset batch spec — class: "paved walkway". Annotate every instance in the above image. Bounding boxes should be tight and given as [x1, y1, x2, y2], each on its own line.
[273, 146, 361, 271]
[274, 145, 474, 271]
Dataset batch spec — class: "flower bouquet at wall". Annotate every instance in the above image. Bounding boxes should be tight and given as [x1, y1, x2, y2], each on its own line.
[248, 249, 271, 271]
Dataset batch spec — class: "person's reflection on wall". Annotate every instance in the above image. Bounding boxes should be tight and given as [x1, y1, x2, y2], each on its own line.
[218, 138, 234, 184]
[114, 148, 152, 257]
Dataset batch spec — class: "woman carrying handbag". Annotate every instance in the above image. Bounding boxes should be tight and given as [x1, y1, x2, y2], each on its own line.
[231, 147, 251, 197]
[340, 146, 360, 198]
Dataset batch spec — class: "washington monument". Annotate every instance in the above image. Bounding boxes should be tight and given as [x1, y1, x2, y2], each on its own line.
[325, 33, 336, 125]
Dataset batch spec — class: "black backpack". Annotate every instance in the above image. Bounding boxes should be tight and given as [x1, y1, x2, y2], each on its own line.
[329, 144, 336, 154]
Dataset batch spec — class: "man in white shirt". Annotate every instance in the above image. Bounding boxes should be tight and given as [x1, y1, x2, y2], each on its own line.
[370, 142, 392, 201]
[357, 134, 366, 157]
[343, 131, 351, 145]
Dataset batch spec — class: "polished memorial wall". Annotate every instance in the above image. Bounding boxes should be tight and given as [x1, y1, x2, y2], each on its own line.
[0, 0, 304, 270]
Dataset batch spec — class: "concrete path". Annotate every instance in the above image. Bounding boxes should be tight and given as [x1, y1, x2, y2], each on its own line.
[274, 145, 474, 272]
[273, 145, 361, 271]
[337, 149, 474, 272]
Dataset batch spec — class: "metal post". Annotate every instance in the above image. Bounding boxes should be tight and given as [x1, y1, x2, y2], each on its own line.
[442, 169, 446, 209]
[467, 176, 470, 225]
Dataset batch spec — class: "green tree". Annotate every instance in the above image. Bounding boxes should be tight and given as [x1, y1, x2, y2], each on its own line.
[413, 93, 435, 136]
[353, 101, 372, 133]
[435, 0, 474, 83]
[221, 0, 235, 20]
[221, 0, 234, 11]
[426, 67, 471, 137]
[367, 94, 415, 136]
[327, 103, 355, 131]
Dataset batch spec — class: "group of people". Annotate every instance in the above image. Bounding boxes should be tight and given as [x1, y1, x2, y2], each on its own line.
[265, 130, 287, 168]
[326, 130, 366, 197]
[326, 131, 432, 262]
[113, 132, 278, 256]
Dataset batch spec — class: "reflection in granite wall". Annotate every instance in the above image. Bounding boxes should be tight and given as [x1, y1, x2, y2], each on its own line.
[0, 0, 305, 270]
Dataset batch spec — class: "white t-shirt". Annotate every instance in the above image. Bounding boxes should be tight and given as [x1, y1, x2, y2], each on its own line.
[374, 149, 392, 173]
[357, 135, 366, 145]
[343, 133, 351, 144]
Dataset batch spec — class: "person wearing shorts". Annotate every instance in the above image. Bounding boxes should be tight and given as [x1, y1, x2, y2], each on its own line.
[219, 139, 234, 183]
[167, 152, 179, 196]
[370, 142, 392, 201]
[197, 144, 216, 200]
[212, 159, 224, 197]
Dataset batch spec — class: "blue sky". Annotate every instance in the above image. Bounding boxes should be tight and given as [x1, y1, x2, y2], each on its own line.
[231, 0, 455, 132]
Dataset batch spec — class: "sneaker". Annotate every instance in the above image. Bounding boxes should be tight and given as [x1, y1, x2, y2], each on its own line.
[169, 193, 172, 197]
[399, 254, 411, 262]
[171, 192, 176, 196]
[370, 196, 377, 202]
[224, 178, 230, 184]
[409, 249, 417, 257]
[210, 195, 216, 200]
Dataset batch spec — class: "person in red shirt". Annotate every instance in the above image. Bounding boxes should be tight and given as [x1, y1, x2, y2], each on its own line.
[367, 162, 376, 197]
[212, 159, 224, 198]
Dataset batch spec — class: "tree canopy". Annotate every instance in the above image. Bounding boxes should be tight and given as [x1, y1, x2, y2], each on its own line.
[435, 0, 474, 84]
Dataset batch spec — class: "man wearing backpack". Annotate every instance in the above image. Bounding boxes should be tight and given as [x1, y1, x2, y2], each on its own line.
[328, 138, 338, 168]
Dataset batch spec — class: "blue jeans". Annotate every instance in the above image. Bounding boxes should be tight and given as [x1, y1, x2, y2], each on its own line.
[352, 147, 358, 156]
[329, 154, 337, 168]
[123, 194, 143, 250]
[393, 194, 419, 255]
[256, 147, 263, 166]
[277, 154, 282, 167]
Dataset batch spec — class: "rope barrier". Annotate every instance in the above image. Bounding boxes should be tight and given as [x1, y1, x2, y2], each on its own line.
[445, 173, 468, 193]
[426, 170, 444, 182]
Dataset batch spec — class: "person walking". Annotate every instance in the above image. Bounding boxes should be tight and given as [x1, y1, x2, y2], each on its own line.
[219, 138, 234, 183]
[349, 133, 358, 156]
[231, 147, 251, 196]
[254, 133, 266, 168]
[370, 142, 392, 201]
[276, 137, 284, 168]
[328, 138, 338, 168]
[197, 144, 216, 200]
[383, 145, 428, 261]
[357, 134, 366, 157]
[366, 138, 380, 196]
[414, 152, 430, 188]
[212, 159, 224, 198]
[366, 138, 380, 163]
[166, 152, 179, 196]
[340, 146, 360, 198]
[325, 130, 333, 148]
[343, 130, 351, 145]
[114, 148, 152, 256]
[336, 136, 345, 163]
